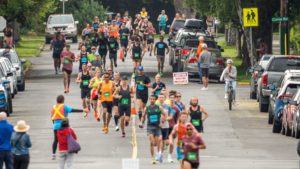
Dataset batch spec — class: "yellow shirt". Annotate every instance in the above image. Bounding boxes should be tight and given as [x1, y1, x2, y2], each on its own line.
[140, 11, 148, 17]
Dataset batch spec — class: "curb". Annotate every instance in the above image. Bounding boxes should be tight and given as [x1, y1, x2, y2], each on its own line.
[238, 82, 250, 85]
[24, 42, 45, 77]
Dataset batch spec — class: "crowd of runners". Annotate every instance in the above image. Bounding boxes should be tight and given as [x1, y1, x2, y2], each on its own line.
[48, 8, 209, 169]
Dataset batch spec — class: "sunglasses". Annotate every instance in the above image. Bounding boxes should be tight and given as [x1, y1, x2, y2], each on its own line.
[108, 70, 112, 71]
[176, 95, 181, 97]
[104, 76, 109, 78]
[186, 128, 193, 131]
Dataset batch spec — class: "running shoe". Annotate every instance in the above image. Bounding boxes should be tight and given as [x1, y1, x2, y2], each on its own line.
[52, 154, 56, 160]
[151, 158, 156, 164]
[101, 125, 106, 131]
[115, 126, 119, 131]
[155, 153, 159, 161]
[125, 121, 129, 127]
[224, 94, 228, 99]
[158, 154, 163, 163]
[122, 132, 126, 137]
[167, 154, 174, 163]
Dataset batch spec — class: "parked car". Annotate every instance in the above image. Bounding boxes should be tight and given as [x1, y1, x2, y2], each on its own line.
[44, 14, 79, 44]
[184, 19, 204, 30]
[181, 40, 225, 80]
[267, 79, 300, 133]
[249, 55, 272, 99]
[168, 19, 185, 45]
[282, 89, 300, 137]
[0, 49, 26, 91]
[0, 65, 12, 115]
[0, 57, 18, 98]
[257, 55, 300, 112]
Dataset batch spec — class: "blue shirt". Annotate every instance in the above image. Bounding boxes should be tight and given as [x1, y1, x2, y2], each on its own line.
[0, 120, 14, 151]
[53, 105, 73, 130]
[11, 132, 32, 155]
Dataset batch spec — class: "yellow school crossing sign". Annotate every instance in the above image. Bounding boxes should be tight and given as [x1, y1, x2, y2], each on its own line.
[243, 8, 258, 27]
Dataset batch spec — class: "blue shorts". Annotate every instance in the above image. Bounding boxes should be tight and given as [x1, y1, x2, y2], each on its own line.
[176, 146, 184, 160]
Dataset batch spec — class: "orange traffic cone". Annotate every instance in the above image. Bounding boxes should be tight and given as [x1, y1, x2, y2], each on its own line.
[119, 50, 123, 61]
[131, 97, 136, 115]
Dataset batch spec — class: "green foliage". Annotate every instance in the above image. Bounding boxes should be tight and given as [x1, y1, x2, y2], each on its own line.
[290, 22, 300, 54]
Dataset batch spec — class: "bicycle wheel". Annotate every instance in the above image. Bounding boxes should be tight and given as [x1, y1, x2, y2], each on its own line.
[228, 88, 233, 110]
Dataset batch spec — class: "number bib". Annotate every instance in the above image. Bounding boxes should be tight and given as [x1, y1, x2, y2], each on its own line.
[121, 98, 129, 105]
[121, 35, 126, 40]
[149, 35, 153, 39]
[134, 53, 140, 58]
[149, 114, 158, 123]
[82, 80, 89, 86]
[81, 57, 87, 63]
[100, 45, 106, 49]
[192, 119, 201, 126]
[104, 92, 110, 97]
[187, 152, 197, 161]
[110, 43, 115, 48]
[64, 58, 70, 64]
[137, 84, 144, 90]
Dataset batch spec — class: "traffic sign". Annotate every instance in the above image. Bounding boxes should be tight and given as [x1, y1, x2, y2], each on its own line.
[173, 72, 189, 85]
[272, 17, 288, 22]
[0, 16, 7, 31]
[243, 8, 259, 27]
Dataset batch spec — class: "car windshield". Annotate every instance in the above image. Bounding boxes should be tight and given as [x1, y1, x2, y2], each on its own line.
[262, 55, 271, 61]
[48, 15, 73, 24]
[182, 39, 217, 49]
[3, 52, 18, 64]
[268, 57, 300, 72]
[171, 20, 185, 30]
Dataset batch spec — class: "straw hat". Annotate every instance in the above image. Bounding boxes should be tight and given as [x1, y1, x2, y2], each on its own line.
[14, 120, 30, 132]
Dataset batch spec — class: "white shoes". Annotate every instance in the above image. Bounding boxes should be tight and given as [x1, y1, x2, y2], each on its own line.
[201, 87, 208, 91]
[167, 154, 174, 163]
[115, 126, 119, 131]
[224, 94, 228, 99]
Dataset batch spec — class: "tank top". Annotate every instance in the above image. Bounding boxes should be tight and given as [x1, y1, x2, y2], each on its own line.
[189, 106, 203, 131]
[132, 45, 142, 60]
[177, 123, 187, 146]
[146, 105, 161, 127]
[91, 77, 100, 89]
[79, 52, 88, 70]
[100, 81, 113, 102]
[80, 71, 91, 89]
[119, 85, 131, 107]
[159, 15, 167, 26]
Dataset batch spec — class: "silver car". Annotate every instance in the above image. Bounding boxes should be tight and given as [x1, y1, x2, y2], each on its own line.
[44, 14, 79, 44]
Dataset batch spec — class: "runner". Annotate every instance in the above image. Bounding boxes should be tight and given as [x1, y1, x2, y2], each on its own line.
[139, 95, 166, 164]
[89, 68, 102, 122]
[51, 95, 88, 160]
[169, 111, 189, 163]
[113, 72, 121, 131]
[107, 67, 114, 80]
[60, 44, 75, 93]
[188, 97, 208, 133]
[97, 72, 115, 134]
[140, 7, 148, 18]
[76, 64, 92, 113]
[98, 33, 108, 69]
[92, 16, 100, 31]
[109, 20, 120, 39]
[81, 23, 92, 39]
[181, 123, 206, 169]
[135, 66, 151, 121]
[140, 18, 150, 47]
[108, 36, 119, 69]
[82, 35, 92, 53]
[113, 75, 134, 137]
[90, 29, 99, 47]
[134, 14, 142, 31]
[157, 10, 168, 32]
[146, 22, 156, 56]
[119, 23, 130, 61]
[175, 92, 186, 111]
[154, 35, 169, 75]
[152, 74, 166, 98]
[157, 94, 172, 163]
[88, 46, 97, 63]
[167, 93, 180, 163]
[129, 39, 144, 73]
[50, 32, 65, 74]
[76, 46, 88, 72]
[91, 54, 103, 73]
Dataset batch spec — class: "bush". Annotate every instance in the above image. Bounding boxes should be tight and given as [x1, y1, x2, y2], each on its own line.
[290, 22, 300, 54]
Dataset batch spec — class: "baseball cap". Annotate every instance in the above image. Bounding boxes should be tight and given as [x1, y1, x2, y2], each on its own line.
[137, 66, 144, 71]
[226, 59, 233, 64]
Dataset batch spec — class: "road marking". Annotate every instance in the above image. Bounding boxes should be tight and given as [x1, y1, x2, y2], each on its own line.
[131, 114, 138, 159]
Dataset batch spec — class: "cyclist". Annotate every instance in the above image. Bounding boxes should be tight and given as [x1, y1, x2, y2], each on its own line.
[60, 44, 75, 93]
[220, 59, 237, 100]
[50, 32, 65, 74]
[187, 97, 208, 133]
[76, 64, 92, 114]
[154, 35, 169, 75]
[76, 46, 88, 72]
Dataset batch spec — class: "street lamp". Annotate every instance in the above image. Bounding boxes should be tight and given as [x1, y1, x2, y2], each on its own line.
[214, 18, 220, 38]
[60, 0, 68, 14]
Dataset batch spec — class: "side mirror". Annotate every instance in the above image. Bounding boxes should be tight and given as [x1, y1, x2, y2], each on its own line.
[20, 58, 26, 64]
[6, 72, 13, 77]
[75, 21, 79, 24]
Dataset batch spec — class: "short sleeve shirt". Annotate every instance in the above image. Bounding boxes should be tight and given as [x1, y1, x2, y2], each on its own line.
[60, 51, 75, 71]
[53, 105, 73, 130]
[182, 135, 205, 163]
[135, 75, 151, 94]
[152, 82, 166, 97]
[155, 42, 168, 56]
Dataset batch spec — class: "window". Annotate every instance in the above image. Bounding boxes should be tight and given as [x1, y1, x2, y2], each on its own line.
[48, 15, 74, 25]
[268, 58, 300, 72]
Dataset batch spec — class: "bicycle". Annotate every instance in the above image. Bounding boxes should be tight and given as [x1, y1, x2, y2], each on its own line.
[227, 81, 234, 110]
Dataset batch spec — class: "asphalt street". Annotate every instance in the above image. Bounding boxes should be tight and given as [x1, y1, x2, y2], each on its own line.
[6, 42, 299, 169]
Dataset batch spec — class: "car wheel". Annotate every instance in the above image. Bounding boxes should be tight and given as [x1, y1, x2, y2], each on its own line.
[17, 81, 25, 92]
[268, 104, 273, 124]
[285, 124, 292, 136]
[259, 95, 268, 112]
[295, 122, 300, 139]
[272, 118, 282, 133]
[250, 91, 257, 99]
[281, 120, 285, 135]
[177, 61, 183, 72]
[45, 37, 51, 44]
[72, 37, 78, 43]
[172, 62, 178, 72]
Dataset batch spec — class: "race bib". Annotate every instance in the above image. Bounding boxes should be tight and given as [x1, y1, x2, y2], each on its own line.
[81, 57, 87, 63]
[104, 92, 110, 97]
[82, 80, 89, 86]
[155, 89, 161, 96]
[86, 44, 91, 48]
[137, 84, 144, 90]
[134, 53, 140, 58]
[110, 43, 115, 48]
[149, 114, 158, 123]
[100, 45, 106, 49]
[187, 152, 197, 161]
[64, 58, 70, 64]
[149, 35, 153, 39]
[192, 119, 201, 126]
[121, 98, 129, 105]
[121, 35, 126, 40]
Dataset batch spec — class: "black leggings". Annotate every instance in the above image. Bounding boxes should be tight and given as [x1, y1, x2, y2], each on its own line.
[52, 130, 58, 154]
[13, 154, 29, 169]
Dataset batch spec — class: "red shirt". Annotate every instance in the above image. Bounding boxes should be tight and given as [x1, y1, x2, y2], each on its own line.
[182, 134, 204, 163]
[57, 127, 77, 152]
[60, 51, 75, 71]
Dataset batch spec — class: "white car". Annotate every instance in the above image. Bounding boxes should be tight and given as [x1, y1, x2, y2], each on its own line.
[0, 57, 18, 98]
[259, 55, 272, 69]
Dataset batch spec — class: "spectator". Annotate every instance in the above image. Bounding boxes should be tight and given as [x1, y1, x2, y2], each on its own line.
[199, 44, 211, 90]
[196, 36, 206, 83]
[0, 112, 14, 169]
[11, 120, 32, 169]
[157, 10, 168, 32]
[57, 118, 77, 169]
[3, 25, 13, 48]
[140, 7, 148, 18]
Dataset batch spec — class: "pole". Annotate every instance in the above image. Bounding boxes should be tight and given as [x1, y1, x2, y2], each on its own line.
[63, 0, 65, 14]
[250, 27, 254, 66]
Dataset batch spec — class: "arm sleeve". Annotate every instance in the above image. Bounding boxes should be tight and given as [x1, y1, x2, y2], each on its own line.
[71, 128, 77, 140]
[145, 77, 151, 84]
[71, 108, 84, 112]
[26, 135, 32, 148]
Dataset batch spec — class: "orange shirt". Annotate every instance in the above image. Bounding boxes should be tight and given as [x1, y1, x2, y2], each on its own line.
[196, 42, 205, 58]
[100, 81, 114, 102]
[109, 25, 119, 38]
[177, 123, 187, 146]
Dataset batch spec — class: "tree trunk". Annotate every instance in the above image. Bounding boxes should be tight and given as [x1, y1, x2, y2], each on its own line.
[236, 29, 242, 58]
[227, 26, 237, 45]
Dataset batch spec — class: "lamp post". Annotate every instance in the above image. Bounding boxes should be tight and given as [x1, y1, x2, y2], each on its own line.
[60, 0, 68, 14]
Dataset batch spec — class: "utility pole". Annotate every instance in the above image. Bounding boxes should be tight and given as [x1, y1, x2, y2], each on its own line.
[280, 0, 289, 55]
[60, 0, 68, 14]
